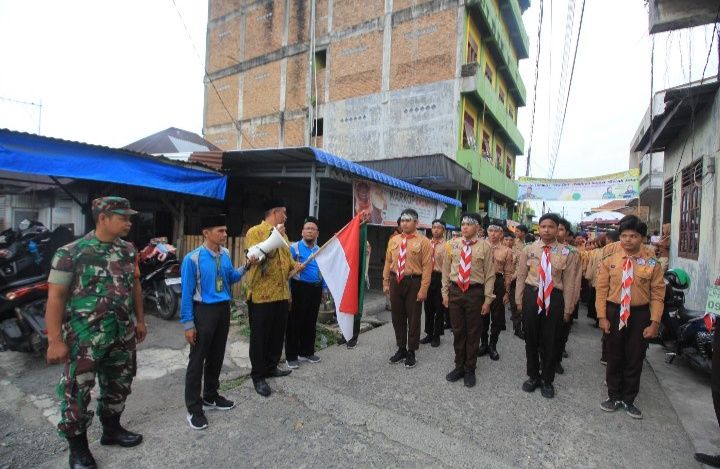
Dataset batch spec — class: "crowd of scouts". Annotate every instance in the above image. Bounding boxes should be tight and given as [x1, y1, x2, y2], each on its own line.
[44, 196, 668, 469]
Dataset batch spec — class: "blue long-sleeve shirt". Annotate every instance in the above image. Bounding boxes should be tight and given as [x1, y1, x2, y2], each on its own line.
[180, 245, 245, 330]
[290, 240, 326, 287]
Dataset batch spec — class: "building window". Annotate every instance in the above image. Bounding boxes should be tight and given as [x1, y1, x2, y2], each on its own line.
[495, 144, 502, 170]
[481, 131, 491, 159]
[312, 118, 324, 137]
[678, 160, 702, 260]
[314, 49, 327, 71]
[484, 63, 494, 85]
[466, 36, 478, 64]
[506, 154, 513, 179]
[508, 107, 515, 122]
[462, 111, 476, 149]
[662, 177, 673, 225]
[499, 88, 505, 105]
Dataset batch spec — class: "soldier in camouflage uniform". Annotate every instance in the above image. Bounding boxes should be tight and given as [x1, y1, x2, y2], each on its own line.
[46, 197, 147, 469]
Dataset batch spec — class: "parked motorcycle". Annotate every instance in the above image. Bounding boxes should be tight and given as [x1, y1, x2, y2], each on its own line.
[139, 237, 181, 320]
[0, 278, 49, 354]
[660, 268, 712, 375]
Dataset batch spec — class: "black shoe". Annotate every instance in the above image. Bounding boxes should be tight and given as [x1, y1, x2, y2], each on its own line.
[488, 345, 500, 361]
[404, 351, 416, 368]
[253, 379, 272, 397]
[346, 337, 357, 349]
[695, 453, 720, 467]
[68, 433, 97, 469]
[203, 395, 235, 411]
[388, 348, 407, 364]
[555, 362, 565, 375]
[431, 337, 440, 348]
[478, 343, 489, 357]
[623, 402, 643, 419]
[446, 368, 464, 382]
[562, 350, 569, 359]
[600, 398, 622, 412]
[522, 378, 541, 393]
[464, 370, 476, 387]
[419, 335, 433, 345]
[99, 415, 143, 447]
[186, 411, 209, 430]
[269, 367, 292, 378]
[540, 382, 555, 399]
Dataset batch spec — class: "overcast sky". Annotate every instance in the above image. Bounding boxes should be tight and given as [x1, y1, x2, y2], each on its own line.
[0, 1, 717, 222]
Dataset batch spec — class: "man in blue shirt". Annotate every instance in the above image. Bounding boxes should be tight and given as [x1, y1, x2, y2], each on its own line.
[180, 214, 253, 430]
[285, 216, 326, 369]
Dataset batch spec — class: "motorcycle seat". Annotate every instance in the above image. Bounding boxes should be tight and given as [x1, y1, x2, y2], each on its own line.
[0, 274, 47, 294]
[679, 308, 704, 321]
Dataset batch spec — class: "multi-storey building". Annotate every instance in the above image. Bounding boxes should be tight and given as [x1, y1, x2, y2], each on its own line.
[203, 0, 530, 221]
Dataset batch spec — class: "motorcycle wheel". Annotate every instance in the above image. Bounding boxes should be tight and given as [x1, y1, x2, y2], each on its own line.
[155, 280, 179, 320]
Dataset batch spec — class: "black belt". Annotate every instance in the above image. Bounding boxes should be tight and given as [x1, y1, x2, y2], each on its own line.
[450, 283, 483, 289]
[390, 272, 422, 279]
[495, 273, 504, 277]
[291, 279, 323, 287]
[524, 284, 563, 292]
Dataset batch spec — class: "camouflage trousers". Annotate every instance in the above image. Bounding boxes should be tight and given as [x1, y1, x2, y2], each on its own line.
[56, 322, 136, 438]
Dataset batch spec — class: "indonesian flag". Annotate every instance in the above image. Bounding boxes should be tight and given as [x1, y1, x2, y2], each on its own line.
[315, 213, 363, 341]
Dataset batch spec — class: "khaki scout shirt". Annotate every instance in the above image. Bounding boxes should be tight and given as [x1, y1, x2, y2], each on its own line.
[430, 238, 447, 273]
[488, 240, 514, 291]
[595, 248, 666, 323]
[585, 248, 601, 286]
[382, 232, 433, 296]
[441, 237, 496, 305]
[512, 242, 525, 280]
[245, 220, 294, 303]
[515, 240, 581, 317]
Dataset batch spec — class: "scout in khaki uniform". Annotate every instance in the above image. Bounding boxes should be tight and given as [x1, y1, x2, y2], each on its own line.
[515, 213, 580, 399]
[554, 218, 580, 374]
[46, 197, 146, 469]
[441, 213, 495, 388]
[509, 225, 529, 339]
[420, 219, 448, 348]
[596, 215, 665, 419]
[383, 209, 433, 369]
[478, 224, 514, 361]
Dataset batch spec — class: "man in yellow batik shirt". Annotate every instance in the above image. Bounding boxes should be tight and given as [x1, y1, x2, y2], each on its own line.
[245, 199, 300, 397]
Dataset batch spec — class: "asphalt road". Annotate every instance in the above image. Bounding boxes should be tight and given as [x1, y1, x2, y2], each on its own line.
[0, 305, 704, 468]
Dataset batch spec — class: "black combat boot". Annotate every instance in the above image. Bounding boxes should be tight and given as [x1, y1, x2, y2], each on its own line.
[100, 414, 143, 447]
[68, 432, 97, 469]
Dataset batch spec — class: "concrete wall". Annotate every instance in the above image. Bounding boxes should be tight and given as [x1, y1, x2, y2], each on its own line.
[323, 79, 460, 161]
[664, 89, 720, 311]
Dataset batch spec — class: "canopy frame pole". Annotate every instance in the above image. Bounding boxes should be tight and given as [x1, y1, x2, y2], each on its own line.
[309, 163, 320, 217]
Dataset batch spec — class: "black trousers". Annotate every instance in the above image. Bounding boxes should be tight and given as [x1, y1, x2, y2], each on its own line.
[424, 272, 446, 338]
[587, 286, 597, 319]
[555, 317, 573, 365]
[523, 285, 564, 384]
[249, 300, 289, 381]
[185, 301, 230, 414]
[713, 325, 720, 426]
[480, 273, 506, 345]
[286, 280, 323, 361]
[605, 302, 650, 404]
[509, 279, 523, 333]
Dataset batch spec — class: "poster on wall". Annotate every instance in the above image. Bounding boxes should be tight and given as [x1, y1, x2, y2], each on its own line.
[517, 169, 640, 202]
[353, 179, 446, 229]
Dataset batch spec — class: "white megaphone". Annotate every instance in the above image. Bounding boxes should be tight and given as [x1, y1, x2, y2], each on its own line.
[246, 227, 289, 262]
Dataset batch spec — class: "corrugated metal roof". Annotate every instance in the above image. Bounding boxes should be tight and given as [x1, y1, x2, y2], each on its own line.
[123, 127, 221, 154]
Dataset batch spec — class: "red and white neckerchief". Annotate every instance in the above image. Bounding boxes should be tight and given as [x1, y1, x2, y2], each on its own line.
[536, 245, 553, 315]
[431, 239, 441, 270]
[457, 239, 476, 292]
[396, 234, 415, 283]
[619, 256, 634, 330]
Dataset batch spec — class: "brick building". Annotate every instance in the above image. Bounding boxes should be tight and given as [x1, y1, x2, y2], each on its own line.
[203, 0, 530, 221]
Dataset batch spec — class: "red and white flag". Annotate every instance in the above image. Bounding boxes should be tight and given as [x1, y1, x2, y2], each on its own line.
[315, 213, 363, 341]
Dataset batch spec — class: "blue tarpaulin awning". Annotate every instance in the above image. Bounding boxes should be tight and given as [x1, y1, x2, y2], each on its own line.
[0, 129, 227, 200]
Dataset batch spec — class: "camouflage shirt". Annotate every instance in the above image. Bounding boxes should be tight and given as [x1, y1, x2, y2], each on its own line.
[48, 230, 138, 332]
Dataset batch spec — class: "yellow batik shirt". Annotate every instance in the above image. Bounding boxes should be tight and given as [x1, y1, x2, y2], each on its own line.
[245, 220, 294, 303]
